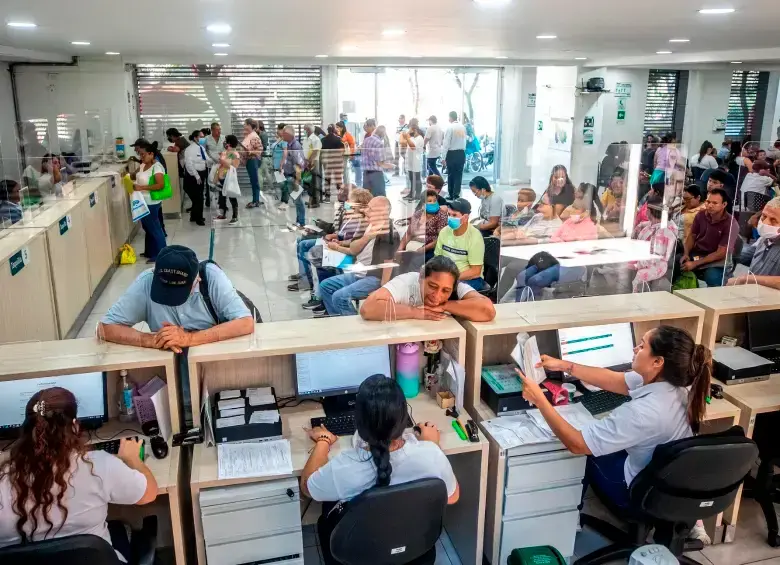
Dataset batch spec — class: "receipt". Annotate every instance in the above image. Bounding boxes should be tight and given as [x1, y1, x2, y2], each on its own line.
[219, 407, 246, 418]
[216, 415, 245, 428]
[218, 398, 246, 411]
[218, 439, 293, 479]
[219, 390, 241, 400]
[249, 410, 281, 424]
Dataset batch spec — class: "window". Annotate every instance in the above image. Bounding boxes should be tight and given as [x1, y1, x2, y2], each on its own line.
[643, 70, 681, 137]
[725, 70, 770, 140]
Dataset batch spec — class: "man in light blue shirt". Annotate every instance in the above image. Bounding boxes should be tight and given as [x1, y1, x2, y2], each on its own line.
[441, 111, 467, 199]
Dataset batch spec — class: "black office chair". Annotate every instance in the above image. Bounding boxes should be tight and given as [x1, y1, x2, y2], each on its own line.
[576, 426, 758, 565]
[325, 478, 448, 565]
[479, 236, 501, 302]
[747, 411, 780, 547]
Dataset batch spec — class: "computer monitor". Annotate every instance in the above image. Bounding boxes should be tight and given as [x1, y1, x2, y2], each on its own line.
[558, 322, 636, 372]
[0, 372, 108, 439]
[296, 345, 392, 398]
[748, 310, 780, 352]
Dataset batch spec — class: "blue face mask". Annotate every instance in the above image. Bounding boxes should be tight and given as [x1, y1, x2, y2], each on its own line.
[425, 203, 440, 214]
[344, 202, 353, 211]
[198, 138, 207, 146]
[447, 216, 461, 230]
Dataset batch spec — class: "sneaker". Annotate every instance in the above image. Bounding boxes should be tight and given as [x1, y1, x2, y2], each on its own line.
[287, 282, 303, 292]
[278, 203, 289, 211]
[288, 274, 300, 281]
[312, 303, 326, 313]
[229, 217, 238, 225]
[215, 214, 227, 220]
[689, 523, 711, 546]
[302, 297, 323, 310]
[312, 308, 330, 318]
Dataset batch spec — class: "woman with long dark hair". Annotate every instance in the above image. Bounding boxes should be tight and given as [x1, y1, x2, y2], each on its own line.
[546, 164, 576, 217]
[0, 388, 157, 562]
[134, 141, 168, 262]
[301, 375, 459, 563]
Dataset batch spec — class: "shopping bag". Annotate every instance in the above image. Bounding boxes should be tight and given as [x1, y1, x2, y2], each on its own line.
[119, 243, 136, 265]
[150, 173, 173, 201]
[130, 191, 150, 222]
[649, 169, 665, 186]
[208, 164, 219, 187]
[122, 174, 135, 195]
[223, 166, 241, 198]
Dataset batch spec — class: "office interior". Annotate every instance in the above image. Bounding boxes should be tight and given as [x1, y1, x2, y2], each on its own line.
[2, 2, 780, 564]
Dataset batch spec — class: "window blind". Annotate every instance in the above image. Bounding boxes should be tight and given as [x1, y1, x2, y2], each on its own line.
[725, 70, 769, 140]
[643, 70, 680, 137]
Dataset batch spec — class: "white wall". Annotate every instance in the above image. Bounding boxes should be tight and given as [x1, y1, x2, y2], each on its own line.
[680, 69, 732, 154]
[0, 63, 21, 180]
[760, 71, 780, 144]
[499, 66, 536, 185]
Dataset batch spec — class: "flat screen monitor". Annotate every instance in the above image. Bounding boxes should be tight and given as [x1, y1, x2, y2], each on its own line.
[0, 372, 107, 438]
[296, 345, 392, 398]
[558, 322, 635, 371]
[748, 310, 780, 352]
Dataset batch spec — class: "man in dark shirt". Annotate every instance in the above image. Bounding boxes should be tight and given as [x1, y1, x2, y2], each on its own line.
[682, 188, 738, 287]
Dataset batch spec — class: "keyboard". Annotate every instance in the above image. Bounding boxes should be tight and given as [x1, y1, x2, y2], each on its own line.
[575, 390, 631, 416]
[91, 440, 120, 455]
[311, 413, 415, 436]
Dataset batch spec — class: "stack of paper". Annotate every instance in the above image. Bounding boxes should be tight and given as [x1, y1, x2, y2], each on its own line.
[247, 387, 276, 406]
[218, 439, 293, 480]
[526, 403, 596, 437]
[481, 414, 554, 450]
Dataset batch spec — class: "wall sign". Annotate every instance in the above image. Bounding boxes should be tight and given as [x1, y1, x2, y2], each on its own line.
[583, 128, 594, 145]
[9, 247, 30, 276]
[537, 120, 544, 131]
[615, 82, 632, 97]
[617, 98, 627, 121]
[59, 215, 72, 236]
[713, 118, 727, 132]
[527, 93, 536, 107]
[584, 116, 595, 128]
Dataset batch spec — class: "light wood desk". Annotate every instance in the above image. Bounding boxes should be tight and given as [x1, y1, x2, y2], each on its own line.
[71, 178, 114, 294]
[187, 317, 488, 565]
[0, 338, 187, 565]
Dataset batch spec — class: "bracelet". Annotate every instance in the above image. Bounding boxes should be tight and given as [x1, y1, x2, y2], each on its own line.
[316, 436, 333, 446]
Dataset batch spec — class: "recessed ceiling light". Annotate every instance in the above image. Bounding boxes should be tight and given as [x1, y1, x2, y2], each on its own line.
[473, 0, 512, 4]
[698, 8, 735, 14]
[105, 52, 120, 56]
[7, 22, 36, 28]
[214, 53, 228, 57]
[71, 41, 90, 46]
[669, 38, 690, 43]
[575, 57, 587, 60]
[382, 29, 406, 37]
[315, 54, 328, 58]
[731, 61, 743, 64]
[656, 50, 673, 54]
[212, 43, 230, 48]
[495, 56, 508, 59]
[206, 23, 232, 34]
[536, 34, 557, 39]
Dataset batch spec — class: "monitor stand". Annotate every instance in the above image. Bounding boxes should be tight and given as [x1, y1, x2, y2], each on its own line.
[321, 394, 358, 418]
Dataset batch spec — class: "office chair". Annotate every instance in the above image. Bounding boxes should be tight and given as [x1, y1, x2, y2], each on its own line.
[479, 236, 501, 302]
[326, 478, 448, 565]
[575, 426, 758, 565]
[747, 410, 780, 547]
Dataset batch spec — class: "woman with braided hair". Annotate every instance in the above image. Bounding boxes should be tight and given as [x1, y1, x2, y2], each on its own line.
[0, 387, 157, 562]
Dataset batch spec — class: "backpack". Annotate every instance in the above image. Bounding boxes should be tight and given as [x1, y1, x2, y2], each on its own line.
[198, 260, 263, 323]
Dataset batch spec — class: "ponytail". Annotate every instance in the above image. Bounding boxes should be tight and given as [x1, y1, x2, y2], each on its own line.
[687, 344, 712, 434]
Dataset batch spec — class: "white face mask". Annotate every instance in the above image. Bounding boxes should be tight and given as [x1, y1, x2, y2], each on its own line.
[757, 220, 780, 239]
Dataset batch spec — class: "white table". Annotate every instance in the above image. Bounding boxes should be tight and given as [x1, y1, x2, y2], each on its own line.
[500, 238, 659, 267]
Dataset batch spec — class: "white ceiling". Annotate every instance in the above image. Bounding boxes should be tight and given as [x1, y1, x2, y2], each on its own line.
[0, 0, 779, 66]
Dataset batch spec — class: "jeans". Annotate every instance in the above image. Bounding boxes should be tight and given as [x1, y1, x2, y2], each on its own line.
[158, 205, 167, 237]
[246, 157, 261, 203]
[516, 264, 561, 301]
[584, 451, 630, 509]
[284, 176, 305, 225]
[352, 158, 363, 187]
[408, 170, 422, 200]
[280, 177, 291, 204]
[463, 277, 487, 291]
[364, 170, 386, 196]
[297, 238, 318, 286]
[427, 156, 440, 176]
[107, 520, 132, 563]
[696, 266, 726, 287]
[320, 273, 381, 316]
[445, 149, 465, 199]
[141, 203, 166, 260]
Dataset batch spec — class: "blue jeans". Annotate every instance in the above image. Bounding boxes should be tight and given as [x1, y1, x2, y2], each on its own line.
[320, 273, 381, 316]
[297, 238, 317, 286]
[463, 277, 487, 291]
[364, 170, 386, 196]
[352, 158, 363, 187]
[516, 264, 561, 301]
[141, 203, 166, 260]
[584, 451, 630, 510]
[246, 157, 261, 203]
[697, 266, 725, 287]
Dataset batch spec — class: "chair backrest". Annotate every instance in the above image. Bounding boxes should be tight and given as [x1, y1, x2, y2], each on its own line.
[482, 236, 501, 288]
[629, 426, 758, 523]
[0, 534, 121, 565]
[330, 478, 448, 565]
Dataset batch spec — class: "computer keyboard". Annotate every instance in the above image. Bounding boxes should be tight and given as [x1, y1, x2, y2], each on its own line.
[311, 412, 415, 436]
[575, 390, 631, 416]
[91, 440, 120, 455]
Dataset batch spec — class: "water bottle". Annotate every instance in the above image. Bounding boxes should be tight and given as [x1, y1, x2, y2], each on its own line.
[396, 343, 420, 398]
[119, 370, 135, 422]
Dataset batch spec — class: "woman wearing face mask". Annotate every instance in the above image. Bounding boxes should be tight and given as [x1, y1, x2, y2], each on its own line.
[398, 189, 449, 262]
[728, 196, 780, 290]
[215, 135, 242, 225]
[133, 142, 168, 262]
[546, 164, 576, 217]
[183, 130, 208, 225]
[470, 176, 504, 237]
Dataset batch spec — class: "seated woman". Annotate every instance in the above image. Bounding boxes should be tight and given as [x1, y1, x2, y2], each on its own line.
[470, 176, 504, 237]
[496, 188, 536, 239]
[0, 388, 158, 562]
[500, 191, 561, 246]
[301, 375, 459, 565]
[398, 189, 448, 263]
[515, 325, 712, 543]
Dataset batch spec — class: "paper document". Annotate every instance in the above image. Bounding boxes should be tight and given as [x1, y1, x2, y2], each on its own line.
[345, 262, 400, 273]
[304, 224, 323, 233]
[527, 403, 595, 436]
[249, 410, 281, 424]
[274, 171, 286, 183]
[218, 439, 294, 480]
[220, 390, 241, 400]
[216, 415, 246, 429]
[247, 389, 276, 406]
[511, 334, 547, 385]
[290, 186, 303, 200]
[218, 398, 246, 411]
[219, 407, 246, 418]
[482, 415, 553, 450]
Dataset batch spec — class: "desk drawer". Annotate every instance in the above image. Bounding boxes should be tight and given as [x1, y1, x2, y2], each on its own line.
[205, 530, 302, 565]
[506, 451, 585, 491]
[504, 483, 582, 519]
[499, 509, 578, 565]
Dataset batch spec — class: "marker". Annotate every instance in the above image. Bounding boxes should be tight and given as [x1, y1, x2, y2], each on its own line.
[139, 439, 145, 461]
[452, 420, 468, 441]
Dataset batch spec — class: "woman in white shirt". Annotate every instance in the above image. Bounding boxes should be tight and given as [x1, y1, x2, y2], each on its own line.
[0, 388, 157, 562]
[403, 119, 425, 202]
[183, 130, 208, 226]
[690, 141, 719, 179]
[302, 375, 459, 564]
[133, 142, 168, 262]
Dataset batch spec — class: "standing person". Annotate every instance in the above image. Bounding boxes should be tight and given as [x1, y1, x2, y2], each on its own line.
[215, 135, 241, 225]
[463, 113, 481, 159]
[394, 114, 409, 177]
[183, 130, 207, 225]
[241, 118, 264, 209]
[0, 388, 158, 562]
[303, 124, 323, 208]
[321, 125, 344, 204]
[361, 119, 388, 197]
[204, 122, 225, 207]
[256, 120, 274, 196]
[273, 124, 289, 210]
[281, 125, 306, 226]
[165, 128, 188, 178]
[133, 142, 168, 262]
[424, 115, 444, 176]
[336, 121, 356, 188]
[403, 118, 425, 202]
[441, 111, 467, 199]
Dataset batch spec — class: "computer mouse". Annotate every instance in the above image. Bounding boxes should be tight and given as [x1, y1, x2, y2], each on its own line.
[150, 435, 169, 459]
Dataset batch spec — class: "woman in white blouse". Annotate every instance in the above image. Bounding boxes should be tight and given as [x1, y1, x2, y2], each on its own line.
[690, 141, 718, 180]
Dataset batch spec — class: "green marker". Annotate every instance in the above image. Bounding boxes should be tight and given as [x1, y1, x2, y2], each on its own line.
[139, 440, 145, 461]
[452, 420, 468, 441]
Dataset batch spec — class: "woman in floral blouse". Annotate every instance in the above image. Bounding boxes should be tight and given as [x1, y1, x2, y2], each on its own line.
[242, 118, 264, 208]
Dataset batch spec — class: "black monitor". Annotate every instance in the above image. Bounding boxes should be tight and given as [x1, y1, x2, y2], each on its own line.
[295, 345, 392, 398]
[0, 372, 108, 439]
[748, 310, 780, 352]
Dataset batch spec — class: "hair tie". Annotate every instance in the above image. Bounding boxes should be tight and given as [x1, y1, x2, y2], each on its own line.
[33, 400, 47, 417]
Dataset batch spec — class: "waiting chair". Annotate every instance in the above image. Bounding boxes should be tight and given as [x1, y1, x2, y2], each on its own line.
[479, 236, 501, 302]
[326, 478, 448, 565]
[576, 426, 758, 565]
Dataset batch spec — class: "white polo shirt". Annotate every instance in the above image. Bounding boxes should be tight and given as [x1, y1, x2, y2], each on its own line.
[580, 371, 693, 485]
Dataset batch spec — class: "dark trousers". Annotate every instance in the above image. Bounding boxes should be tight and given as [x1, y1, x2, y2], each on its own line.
[183, 170, 206, 222]
[446, 149, 465, 199]
[318, 501, 342, 565]
[108, 520, 132, 563]
[408, 170, 422, 200]
[427, 157, 440, 176]
[584, 451, 630, 509]
[157, 205, 166, 237]
[364, 170, 386, 196]
[218, 193, 238, 218]
[141, 203, 166, 260]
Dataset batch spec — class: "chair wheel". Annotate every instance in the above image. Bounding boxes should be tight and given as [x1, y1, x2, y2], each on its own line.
[768, 532, 780, 547]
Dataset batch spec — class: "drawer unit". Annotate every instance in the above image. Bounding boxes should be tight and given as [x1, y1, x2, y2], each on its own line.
[503, 483, 582, 519]
[499, 509, 579, 565]
[205, 531, 302, 565]
[505, 450, 585, 491]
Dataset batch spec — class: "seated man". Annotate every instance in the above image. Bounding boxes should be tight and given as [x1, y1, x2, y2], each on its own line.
[728, 196, 780, 290]
[434, 198, 486, 291]
[318, 196, 396, 317]
[699, 168, 736, 208]
[360, 256, 495, 322]
[681, 188, 739, 287]
[0, 180, 23, 225]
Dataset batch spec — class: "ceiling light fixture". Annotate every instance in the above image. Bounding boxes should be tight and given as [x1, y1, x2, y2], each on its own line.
[212, 43, 230, 48]
[698, 8, 735, 14]
[731, 61, 742, 64]
[7, 22, 36, 28]
[315, 54, 328, 58]
[206, 23, 232, 34]
[71, 41, 90, 46]
[105, 52, 120, 55]
[536, 34, 557, 39]
[473, 0, 512, 5]
[656, 50, 672, 54]
[575, 57, 587, 60]
[669, 38, 690, 43]
[382, 29, 406, 37]
[495, 56, 508, 59]
[214, 52, 228, 56]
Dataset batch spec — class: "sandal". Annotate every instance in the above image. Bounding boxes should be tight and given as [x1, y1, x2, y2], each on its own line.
[245, 201, 259, 209]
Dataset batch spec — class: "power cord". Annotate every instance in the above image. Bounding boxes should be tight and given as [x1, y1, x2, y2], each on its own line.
[278, 397, 323, 409]
[89, 428, 142, 442]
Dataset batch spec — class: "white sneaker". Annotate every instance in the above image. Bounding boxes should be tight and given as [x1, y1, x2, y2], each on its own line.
[689, 522, 711, 545]
[278, 203, 288, 211]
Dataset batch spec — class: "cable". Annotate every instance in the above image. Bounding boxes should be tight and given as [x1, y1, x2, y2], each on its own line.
[89, 427, 141, 442]
[300, 496, 313, 519]
[278, 397, 323, 409]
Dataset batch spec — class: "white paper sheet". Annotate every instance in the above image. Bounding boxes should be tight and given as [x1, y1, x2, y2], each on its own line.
[218, 398, 246, 411]
[526, 403, 596, 436]
[216, 415, 246, 428]
[273, 171, 285, 183]
[290, 186, 303, 200]
[482, 414, 553, 450]
[249, 410, 281, 424]
[247, 387, 272, 396]
[248, 394, 276, 407]
[218, 439, 294, 480]
[220, 390, 241, 400]
[219, 407, 246, 418]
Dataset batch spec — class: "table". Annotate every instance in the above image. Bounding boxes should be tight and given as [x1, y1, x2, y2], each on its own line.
[500, 237, 658, 267]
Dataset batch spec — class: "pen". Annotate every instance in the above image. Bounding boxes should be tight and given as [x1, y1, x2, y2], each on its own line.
[452, 420, 468, 441]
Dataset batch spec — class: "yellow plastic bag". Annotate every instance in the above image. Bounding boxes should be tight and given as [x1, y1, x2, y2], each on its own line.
[119, 243, 136, 265]
[123, 174, 135, 195]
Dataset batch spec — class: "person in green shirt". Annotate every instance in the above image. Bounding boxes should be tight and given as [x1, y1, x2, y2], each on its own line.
[434, 198, 486, 290]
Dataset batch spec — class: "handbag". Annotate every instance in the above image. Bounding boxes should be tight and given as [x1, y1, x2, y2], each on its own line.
[122, 174, 135, 195]
[222, 166, 241, 198]
[527, 251, 559, 272]
[149, 170, 173, 201]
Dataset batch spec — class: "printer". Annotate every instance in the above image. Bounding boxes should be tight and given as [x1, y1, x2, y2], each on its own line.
[712, 344, 774, 385]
